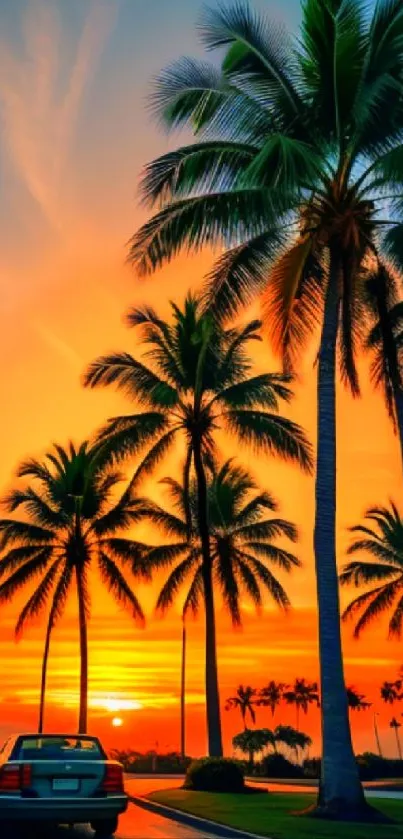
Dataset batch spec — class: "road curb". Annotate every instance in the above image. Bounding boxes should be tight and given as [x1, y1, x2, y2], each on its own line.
[129, 794, 270, 839]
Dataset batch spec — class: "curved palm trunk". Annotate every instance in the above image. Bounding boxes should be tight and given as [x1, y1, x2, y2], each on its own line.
[314, 267, 365, 816]
[180, 619, 186, 758]
[192, 432, 223, 757]
[76, 566, 88, 734]
[38, 614, 53, 733]
[374, 714, 383, 758]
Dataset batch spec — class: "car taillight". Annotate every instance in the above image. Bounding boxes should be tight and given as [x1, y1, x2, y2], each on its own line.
[101, 763, 123, 793]
[0, 763, 31, 791]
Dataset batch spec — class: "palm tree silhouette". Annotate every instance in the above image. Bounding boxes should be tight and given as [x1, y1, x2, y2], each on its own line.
[225, 686, 257, 730]
[85, 297, 311, 756]
[390, 717, 402, 760]
[341, 503, 403, 637]
[232, 728, 272, 769]
[136, 458, 300, 754]
[346, 687, 372, 712]
[129, 0, 403, 814]
[381, 679, 402, 705]
[0, 442, 145, 733]
[283, 678, 319, 731]
[258, 680, 286, 719]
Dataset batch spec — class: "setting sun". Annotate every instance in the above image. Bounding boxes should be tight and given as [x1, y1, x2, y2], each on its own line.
[111, 717, 123, 728]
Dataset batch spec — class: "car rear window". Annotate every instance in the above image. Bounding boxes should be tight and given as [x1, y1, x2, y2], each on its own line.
[12, 736, 105, 761]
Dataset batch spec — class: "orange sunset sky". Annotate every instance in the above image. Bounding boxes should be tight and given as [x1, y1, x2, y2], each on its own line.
[0, 0, 401, 759]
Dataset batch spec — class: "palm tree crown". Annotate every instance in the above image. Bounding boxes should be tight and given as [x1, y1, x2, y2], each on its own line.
[225, 685, 257, 729]
[346, 686, 371, 712]
[283, 678, 319, 729]
[381, 678, 402, 705]
[341, 502, 403, 637]
[258, 679, 286, 717]
[0, 442, 145, 731]
[84, 295, 312, 477]
[131, 1, 403, 384]
[138, 459, 300, 623]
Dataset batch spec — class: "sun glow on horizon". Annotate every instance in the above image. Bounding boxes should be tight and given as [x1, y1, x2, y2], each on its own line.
[89, 696, 143, 713]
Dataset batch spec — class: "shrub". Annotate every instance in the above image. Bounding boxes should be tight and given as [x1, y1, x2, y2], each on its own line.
[184, 757, 245, 793]
[261, 753, 304, 779]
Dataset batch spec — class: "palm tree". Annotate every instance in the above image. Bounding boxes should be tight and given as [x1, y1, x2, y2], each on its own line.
[283, 678, 319, 731]
[346, 687, 372, 712]
[135, 458, 301, 755]
[381, 679, 402, 705]
[390, 717, 402, 760]
[0, 442, 145, 733]
[225, 685, 257, 730]
[274, 724, 312, 762]
[84, 298, 311, 757]
[341, 503, 403, 637]
[128, 0, 403, 815]
[232, 728, 273, 769]
[258, 680, 286, 719]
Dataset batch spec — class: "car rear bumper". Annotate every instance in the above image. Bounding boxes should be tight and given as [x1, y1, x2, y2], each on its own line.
[0, 793, 128, 822]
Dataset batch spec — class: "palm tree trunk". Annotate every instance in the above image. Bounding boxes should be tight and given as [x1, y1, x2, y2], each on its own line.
[180, 618, 186, 759]
[395, 728, 402, 761]
[314, 263, 366, 816]
[374, 714, 383, 758]
[192, 431, 223, 757]
[38, 614, 52, 733]
[76, 566, 88, 734]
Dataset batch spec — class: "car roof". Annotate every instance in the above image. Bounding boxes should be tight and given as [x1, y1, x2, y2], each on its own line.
[11, 734, 101, 740]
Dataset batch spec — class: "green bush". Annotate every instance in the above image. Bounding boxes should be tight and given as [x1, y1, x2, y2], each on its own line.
[184, 757, 245, 793]
[261, 753, 304, 779]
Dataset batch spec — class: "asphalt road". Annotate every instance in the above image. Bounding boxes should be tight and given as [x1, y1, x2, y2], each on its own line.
[1, 802, 216, 838]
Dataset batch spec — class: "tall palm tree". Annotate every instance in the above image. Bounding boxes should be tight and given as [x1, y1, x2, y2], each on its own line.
[341, 503, 403, 637]
[283, 678, 319, 730]
[390, 717, 402, 760]
[128, 0, 403, 814]
[0, 442, 145, 733]
[346, 687, 371, 712]
[258, 680, 286, 719]
[381, 679, 402, 705]
[225, 685, 257, 730]
[135, 458, 301, 755]
[84, 297, 311, 757]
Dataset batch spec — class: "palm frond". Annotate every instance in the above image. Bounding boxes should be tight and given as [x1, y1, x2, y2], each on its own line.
[340, 559, 401, 586]
[93, 413, 168, 466]
[224, 409, 313, 472]
[245, 542, 301, 571]
[0, 551, 53, 603]
[183, 567, 204, 617]
[235, 517, 298, 543]
[129, 189, 292, 276]
[216, 373, 293, 411]
[83, 353, 178, 408]
[140, 141, 257, 207]
[344, 578, 402, 637]
[98, 552, 144, 624]
[238, 551, 290, 609]
[0, 520, 55, 550]
[136, 500, 187, 538]
[156, 554, 197, 613]
[15, 559, 62, 637]
[149, 57, 229, 132]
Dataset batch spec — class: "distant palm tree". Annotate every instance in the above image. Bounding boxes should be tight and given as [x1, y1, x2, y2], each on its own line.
[226, 686, 257, 730]
[0, 442, 145, 733]
[232, 728, 272, 769]
[381, 679, 402, 705]
[130, 0, 403, 812]
[274, 724, 312, 762]
[283, 679, 319, 730]
[346, 687, 372, 712]
[341, 503, 403, 637]
[84, 296, 311, 757]
[136, 459, 300, 754]
[390, 717, 402, 760]
[258, 680, 286, 719]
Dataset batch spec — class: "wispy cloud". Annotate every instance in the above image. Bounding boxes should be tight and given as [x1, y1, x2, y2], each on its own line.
[0, 0, 118, 230]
